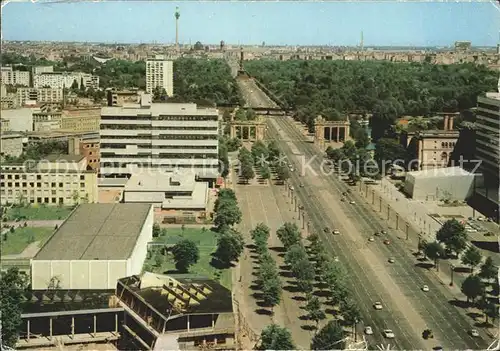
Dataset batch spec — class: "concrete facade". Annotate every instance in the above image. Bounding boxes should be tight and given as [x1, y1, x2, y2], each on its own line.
[61, 108, 101, 132]
[31, 203, 154, 290]
[17, 87, 63, 106]
[34, 72, 99, 89]
[68, 137, 101, 172]
[100, 96, 219, 179]
[146, 58, 174, 96]
[123, 169, 209, 210]
[1, 66, 30, 86]
[476, 94, 500, 185]
[0, 156, 98, 206]
[229, 116, 266, 141]
[403, 167, 481, 201]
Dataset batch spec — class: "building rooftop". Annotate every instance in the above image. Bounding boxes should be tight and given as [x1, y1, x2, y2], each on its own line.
[119, 272, 233, 317]
[125, 170, 196, 192]
[34, 203, 152, 261]
[407, 166, 472, 179]
[101, 103, 218, 117]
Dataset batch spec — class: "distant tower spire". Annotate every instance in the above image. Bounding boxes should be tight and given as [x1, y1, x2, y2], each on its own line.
[360, 31, 364, 52]
[175, 7, 180, 51]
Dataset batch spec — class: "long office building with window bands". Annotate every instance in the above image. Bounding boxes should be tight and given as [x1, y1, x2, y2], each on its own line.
[475, 92, 500, 219]
[100, 95, 220, 183]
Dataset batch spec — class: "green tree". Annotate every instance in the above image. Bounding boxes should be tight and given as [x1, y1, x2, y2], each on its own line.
[424, 241, 446, 270]
[305, 295, 326, 328]
[436, 219, 468, 257]
[152, 86, 168, 101]
[479, 256, 498, 282]
[215, 230, 244, 265]
[292, 258, 315, 292]
[374, 138, 407, 172]
[222, 110, 232, 122]
[70, 79, 79, 90]
[214, 199, 242, 230]
[234, 109, 247, 121]
[482, 300, 498, 325]
[268, 140, 281, 161]
[311, 320, 345, 350]
[341, 298, 362, 328]
[246, 108, 257, 120]
[461, 246, 483, 274]
[276, 164, 290, 184]
[261, 276, 282, 314]
[152, 223, 161, 238]
[240, 162, 255, 184]
[325, 146, 344, 163]
[276, 222, 301, 248]
[259, 324, 295, 350]
[461, 275, 485, 303]
[155, 253, 164, 267]
[260, 165, 271, 180]
[284, 244, 308, 268]
[0, 268, 28, 347]
[172, 239, 200, 273]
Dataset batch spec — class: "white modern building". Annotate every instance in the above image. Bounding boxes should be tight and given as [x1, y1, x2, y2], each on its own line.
[17, 87, 63, 106]
[403, 166, 482, 201]
[1, 66, 30, 87]
[123, 169, 209, 211]
[146, 57, 174, 96]
[32, 65, 54, 76]
[34, 72, 99, 90]
[31, 203, 153, 290]
[100, 94, 219, 182]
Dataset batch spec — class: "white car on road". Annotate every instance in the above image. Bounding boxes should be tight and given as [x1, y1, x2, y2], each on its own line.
[383, 329, 395, 339]
[332, 229, 340, 235]
[349, 201, 356, 204]
[373, 302, 383, 310]
[470, 329, 479, 337]
[422, 285, 430, 292]
[364, 326, 373, 335]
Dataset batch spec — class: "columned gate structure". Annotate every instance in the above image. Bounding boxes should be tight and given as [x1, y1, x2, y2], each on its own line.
[314, 115, 351, 148]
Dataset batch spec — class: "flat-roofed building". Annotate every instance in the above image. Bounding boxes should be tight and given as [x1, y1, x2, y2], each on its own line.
[116, 272, 235, 350]
[1, 66, 30, 87]
[17, 87, 63, 106]
[0, 155, 98, 206]
[32, 65, 54, 76]
[106, 88, 141, 107]
[123, 169, 209, 211]
[475, 91, 500, 218]
[32, 106, 62, 132]
[1, 107, 33, 132]
[31, 203, 154, 290]
[61, 107, 100, 132]
[146, 57, 174, 96]
[68, 136, 100, 172]
[100, 95, 219, 183]
[34, 71, 99, 90]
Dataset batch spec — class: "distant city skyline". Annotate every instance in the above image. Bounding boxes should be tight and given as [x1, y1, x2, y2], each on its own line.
[2, 1, 499, 47]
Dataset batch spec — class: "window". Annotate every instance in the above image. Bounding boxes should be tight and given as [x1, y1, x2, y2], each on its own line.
[80, 175, 85, 180]
[59, 182, 63, 187]
[7, 182, 12, 187]
[36, 183, 41, 188]
[51, 198, 56, 203]
[37, 175, 41, 180]
[80, 183, 85, 188]
[44, 197, 49, 203]
[22, 182, 26, 187]
[14, 175, 19, 180]
[51, 190, 56, 195]
[51, 182, 56, 187]
[37, 197, 42, 203]
[0, 175, 3, 179]
[7, 175, 12, 180]
[29, 182, 34, 187]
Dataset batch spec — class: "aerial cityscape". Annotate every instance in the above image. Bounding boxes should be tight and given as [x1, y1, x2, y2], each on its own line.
[0, 1, 499, 351]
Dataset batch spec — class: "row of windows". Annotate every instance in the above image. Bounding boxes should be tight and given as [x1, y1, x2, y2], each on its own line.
[101, 116, 217, 121]
[1, 181, 86, 189]
[478, 102, 500, 112]
[101, 135, 217, 140]
[101, 163, 218, 169]
[101, 124, 218, 131]
[1, 174, 85, 181]
[441, 142, 456, 148]
[1, 193, 86, 205]
[476, 114, 500, 130]
[101, 154, 217, 159]
[100, 143, 217, 150]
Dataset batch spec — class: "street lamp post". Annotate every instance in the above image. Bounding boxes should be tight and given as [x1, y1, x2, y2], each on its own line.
[294, 197, 298, 212]
[450, 264, 455, 286]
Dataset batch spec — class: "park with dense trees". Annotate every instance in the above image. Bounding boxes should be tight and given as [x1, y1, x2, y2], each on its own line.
[244, 60, 498, 139]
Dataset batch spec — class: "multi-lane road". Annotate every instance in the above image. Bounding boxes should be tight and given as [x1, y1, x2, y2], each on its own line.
[236, 78, 279, 109]
[265, 115, 490, 350]
[238, 81, 490, 349]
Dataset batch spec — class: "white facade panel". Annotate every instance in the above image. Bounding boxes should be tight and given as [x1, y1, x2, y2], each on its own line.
[31, 260, 128, 290]
[127, 205, 154, 275]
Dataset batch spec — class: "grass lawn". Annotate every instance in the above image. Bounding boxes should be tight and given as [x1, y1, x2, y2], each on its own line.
[1, 227, 55, 255]
[145, 227, 232, 289]
[4, 205, 74, 221]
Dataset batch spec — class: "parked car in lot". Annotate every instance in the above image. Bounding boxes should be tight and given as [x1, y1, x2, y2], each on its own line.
[383, 329, 395, 339]
[368, 237, 375, 242]
[364, 326, 373, 335]
[349, 201, 356, 204]
[383, 239, 391, 245]
[388, 258, 395, 263]
[470, 329, 479, 337]
[332, 229, 340, 235]
[324, 227, 329, 233]
[373, 302, 383, 310]
[422, 285, 429, 292]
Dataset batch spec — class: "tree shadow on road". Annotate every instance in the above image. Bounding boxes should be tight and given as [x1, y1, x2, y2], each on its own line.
[415, 262, 434, 269]
[325, 308, 337, 316]
[301, 324, 316, 331]
[467, 311, 483, 320]
[283, 284, 302, 294]
[292, 295, 307, 302]
[448, 299, 471, 309]
[312, 289, 330, 298]
[269, 246, 286, 253]
[471, 240, 499, 253]
[255, 308, 273, 316]
[246, 244, 257, 250]
[453, 266, 471, 274]
[279, 270, 294, 279]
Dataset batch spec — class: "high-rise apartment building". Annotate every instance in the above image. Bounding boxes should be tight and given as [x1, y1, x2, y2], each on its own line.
[146, 57, 174, 96]
[100, 94, 219, 183]
[17, 87, 63, 106]
[476, 92, 500, 201]
[34, 72, 99, 89]
[1, 66, 30, 87]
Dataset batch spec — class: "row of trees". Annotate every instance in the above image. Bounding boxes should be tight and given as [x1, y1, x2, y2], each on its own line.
[238, 148, 255, 184]
[418, 219, 499, 324]
[245, 60, 498, 139]
[275, 221, 360, 349]
[251, 223, 282, 313]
